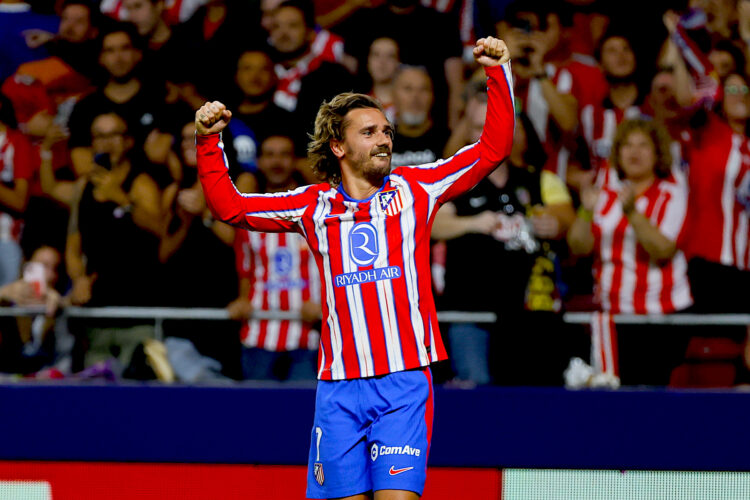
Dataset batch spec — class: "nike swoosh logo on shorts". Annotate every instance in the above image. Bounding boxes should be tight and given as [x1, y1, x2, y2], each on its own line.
[389, 466, 414, 476]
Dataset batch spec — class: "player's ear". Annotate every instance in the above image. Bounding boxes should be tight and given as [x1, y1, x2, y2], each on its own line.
[330, 138, 345, 159]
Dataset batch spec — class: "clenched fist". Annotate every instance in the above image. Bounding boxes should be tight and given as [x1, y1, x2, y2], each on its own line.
[473, 37, 511, 67]
[195, 101, 232, 136]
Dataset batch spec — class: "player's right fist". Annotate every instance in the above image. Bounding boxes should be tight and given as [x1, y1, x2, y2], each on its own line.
[195, 101, 232, 136]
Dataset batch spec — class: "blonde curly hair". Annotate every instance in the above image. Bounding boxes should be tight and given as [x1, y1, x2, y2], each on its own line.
[307, 92, 385, 186]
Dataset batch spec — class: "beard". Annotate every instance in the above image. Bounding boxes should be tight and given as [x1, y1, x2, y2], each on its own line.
[348, 146, 392, 184]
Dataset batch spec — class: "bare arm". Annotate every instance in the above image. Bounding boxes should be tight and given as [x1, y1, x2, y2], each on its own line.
[566, 178, 598, 256]
[431, 202, 497, 240]
[0, 178, 29, 213]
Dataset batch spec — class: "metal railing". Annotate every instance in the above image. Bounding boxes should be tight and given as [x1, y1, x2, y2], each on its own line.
[1, 307, 747, 339]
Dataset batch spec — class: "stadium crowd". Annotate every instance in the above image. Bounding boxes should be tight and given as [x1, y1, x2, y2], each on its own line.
[0, 0, 748, 387]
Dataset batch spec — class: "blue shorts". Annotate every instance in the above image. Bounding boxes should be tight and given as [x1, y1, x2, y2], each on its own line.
[306, 367, 434, 499]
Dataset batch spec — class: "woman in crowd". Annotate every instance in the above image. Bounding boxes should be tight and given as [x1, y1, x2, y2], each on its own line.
[567, 119, 693, 385]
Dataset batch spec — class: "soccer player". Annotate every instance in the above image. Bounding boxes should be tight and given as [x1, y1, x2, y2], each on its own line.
[195, 36, 513, 500]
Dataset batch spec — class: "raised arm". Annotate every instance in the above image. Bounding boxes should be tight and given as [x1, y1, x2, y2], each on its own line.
[194, 101, 315, 233]
[399, 37, 515, 205]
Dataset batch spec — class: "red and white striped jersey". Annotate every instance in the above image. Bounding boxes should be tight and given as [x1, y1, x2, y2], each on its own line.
[197, 63, 515, 380]
[680, 113, 750, 270]
[235, 229, 321, 352]
[0, 128, 33, 243]
[592, 179, 693, 314]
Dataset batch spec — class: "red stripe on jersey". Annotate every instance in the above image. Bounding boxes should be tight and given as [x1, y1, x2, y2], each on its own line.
[607, 215, 630, 314]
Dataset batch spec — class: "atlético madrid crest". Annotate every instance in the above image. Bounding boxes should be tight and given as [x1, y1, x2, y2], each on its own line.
[314, 462, 324, 485]
[377, 188, 403, 216]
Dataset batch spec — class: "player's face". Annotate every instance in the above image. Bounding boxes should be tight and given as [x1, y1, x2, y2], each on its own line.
[99, 32, 142, 80]
[270, 6, 311, 55]
[258, 136, 296, 187]
[59, 4, 92, 43]
[723, 74, 750, 122]
[339, 108, 394, 181]
[600, 37, 635, 79]
[368, 38, 400, 84]
[393, 68, 433, 126]
[124, 0, 161, 36]
[618, 130, 657, 181]
[235, 51, 275, 98]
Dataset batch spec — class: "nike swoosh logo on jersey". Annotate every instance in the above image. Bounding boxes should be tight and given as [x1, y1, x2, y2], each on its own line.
[389, 466, 414, 476]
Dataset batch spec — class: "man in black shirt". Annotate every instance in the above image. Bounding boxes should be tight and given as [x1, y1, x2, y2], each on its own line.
[66, 23, 176, 178]
[390, 65, 449, 166]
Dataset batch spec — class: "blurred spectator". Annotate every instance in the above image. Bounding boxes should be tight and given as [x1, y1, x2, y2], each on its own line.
[678, 73, 750, 313]
[664, 11, 750, 312]
[159, 119, 240, 378]
[390, 65, 448, 167]
[102, 0, 208, 24]
[222, 48, 301, 171]
[434, 101, 575, 385]
[0, 0, 59, 82]
[579, 31, 644, 187]
[690, 0, 736, 44]
[15, 0, 99, 100]
[708, 39, 747, 80]
[66, 112, 161, 368]
[268, 0, 354, 135]
[227, 134, 321, 381]
[0, 93, 32, 287]
[173, 0, 264, 100]
[567, 119, 692, 385]
[497, 0, 579, 177]
[330, 0, 464, 129]
[123, 0, 205, 111]
[0, 245, 66, 374]
[363, 37, 400, 123]
[67, 23, 180, 183]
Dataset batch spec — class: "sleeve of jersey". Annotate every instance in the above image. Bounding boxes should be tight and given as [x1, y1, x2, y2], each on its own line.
[658, 184, 688, 242]
[196, 133, 311, 232]
[399, 62, 515, 204]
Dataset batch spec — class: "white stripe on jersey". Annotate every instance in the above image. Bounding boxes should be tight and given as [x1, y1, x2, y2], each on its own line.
[721, 136, 742, 266]
[339, 202, 375, 378]
[370, 198, 404, 373]
[671, 253, 693, 309]
[581, 105, 594, 145]
[414, 158, 479, 203]
[618, 225, 637, 313]
[314, 190, 346, 380]
[398, 182, 430, 366]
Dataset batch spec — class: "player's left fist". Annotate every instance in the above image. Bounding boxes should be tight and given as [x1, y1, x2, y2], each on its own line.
[473, 37, 510, 67]
[195, 101, 232, 136]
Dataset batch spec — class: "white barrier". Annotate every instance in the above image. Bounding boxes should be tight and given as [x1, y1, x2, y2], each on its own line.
[0, 307, 747, 339]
